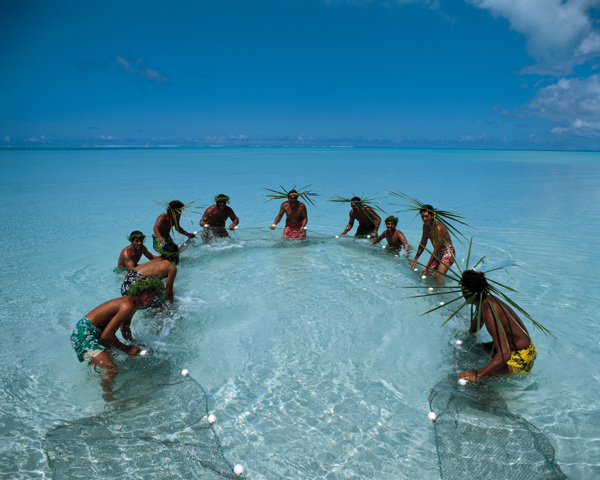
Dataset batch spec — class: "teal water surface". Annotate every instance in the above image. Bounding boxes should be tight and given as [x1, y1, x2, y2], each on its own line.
[0, 147, 598, 479]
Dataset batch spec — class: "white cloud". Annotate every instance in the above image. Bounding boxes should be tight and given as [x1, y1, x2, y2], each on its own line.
[467, 0, 599, 63]
[527, 74, 600, 135]
[116, 55, 169, 84]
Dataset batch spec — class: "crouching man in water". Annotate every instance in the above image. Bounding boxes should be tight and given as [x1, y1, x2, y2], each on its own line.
[121, 241, 179, 304]
[199, 194, 240, 243]
[458, 269, 537, 382]
[270, 189, 307, 239]
[371, 216, 410, 252]
[115, 231, 154, 273]
[70, 277, 165, 395]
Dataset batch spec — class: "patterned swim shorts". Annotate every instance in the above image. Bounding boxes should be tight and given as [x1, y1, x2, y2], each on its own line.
[70, 317, 106, 363]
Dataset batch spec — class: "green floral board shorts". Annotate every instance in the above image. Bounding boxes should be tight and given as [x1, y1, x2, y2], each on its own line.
[70, 317, 106, 363]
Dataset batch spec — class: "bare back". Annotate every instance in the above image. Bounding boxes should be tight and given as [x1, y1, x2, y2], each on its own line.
[153, 212, 172, 240]
[134, 258, 174, 279]
[86, 297, 136, 330]
[481, 296, 531, 352]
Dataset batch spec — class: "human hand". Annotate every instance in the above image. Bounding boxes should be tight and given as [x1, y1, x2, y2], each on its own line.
[459, 370, 477, 381]
[409, 260, 416, 269]
[270, 224, 276, 230]
[127, 345, 141, 356]
[228, 224, 236, 230]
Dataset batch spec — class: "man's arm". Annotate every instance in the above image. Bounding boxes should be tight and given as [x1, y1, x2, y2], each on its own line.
[153, 214, 166, 243]
[460, 306, 511, 381]
[200, 207, 214, 228]
[341, 211, 355, 235]
[120, 318, 133, 341]
[300, 204, 308, 229]
[397, 231, 410, 251]
[101, 304, 139, 355]
[371, 232, 385, 245]
[270, 204, 286, 229]
[142, 246, 154, 261]
[175, 224, 195, 238]
[368, 208, 381, 236]
[165, 265, 177, 302]
[228, 207, 240, 230]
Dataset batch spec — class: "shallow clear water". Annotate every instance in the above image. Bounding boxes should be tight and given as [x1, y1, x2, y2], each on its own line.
[0, 147, 599, 479]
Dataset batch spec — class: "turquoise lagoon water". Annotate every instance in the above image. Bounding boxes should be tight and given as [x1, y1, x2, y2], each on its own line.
[0, 147, 599, 479]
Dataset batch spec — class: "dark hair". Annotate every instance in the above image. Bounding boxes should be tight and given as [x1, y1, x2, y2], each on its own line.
[460, 270, 489, 298]
[128, 230, 146, 242]
[385, 215, 398, 225]
[161, 241, 180, 265]
[420, 204, 434, 214]
[350, 196, 361, 202]
[167, 200, 185, 214]
[288, 189, 298, 195]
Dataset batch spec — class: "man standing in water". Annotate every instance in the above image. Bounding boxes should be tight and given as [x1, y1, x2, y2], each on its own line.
[340, 197, 381, 238]
[199, 194, 240, 242]
[153, 200, 195, 254]
[409, 205, 455, 277]
[121, 242, 180, 303]
[115, 231, 154, 272]
[458, 269, 537, 381]
[371, 216, 409, 251]
[270, 190, 308, 239]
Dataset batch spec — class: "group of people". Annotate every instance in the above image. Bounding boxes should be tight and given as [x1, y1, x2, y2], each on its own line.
[71, 191, 537, 393]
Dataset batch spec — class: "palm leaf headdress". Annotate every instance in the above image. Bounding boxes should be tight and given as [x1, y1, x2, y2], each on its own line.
[401, 238, 552, 341]
[328, 193, 386, 226]
[387, 191, 473, 241]
[262, 185, 320, 207]
[154, 199, 206, 234]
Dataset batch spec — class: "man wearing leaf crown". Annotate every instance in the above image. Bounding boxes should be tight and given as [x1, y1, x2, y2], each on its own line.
[152, 200, 196, 254]
[458, 269, 537, 382]
[409, 205, 455, 277]
[270, 190, 308, 239]
[199, 194, 239, 242]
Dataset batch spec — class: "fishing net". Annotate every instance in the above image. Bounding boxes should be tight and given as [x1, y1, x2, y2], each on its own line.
[429, 335, 567, 480]
[43, 354, 238, 480]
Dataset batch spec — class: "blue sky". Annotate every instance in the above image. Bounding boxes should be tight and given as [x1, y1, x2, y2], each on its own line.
[1, 0, 599, 150]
